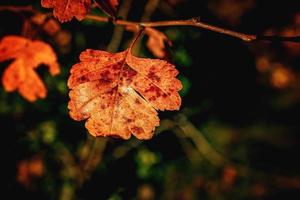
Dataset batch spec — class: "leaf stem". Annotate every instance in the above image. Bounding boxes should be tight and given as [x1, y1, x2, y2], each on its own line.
[128, 27, 145, 50]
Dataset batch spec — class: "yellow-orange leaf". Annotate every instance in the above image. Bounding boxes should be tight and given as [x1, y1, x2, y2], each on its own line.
[68, 49, 182, 140]
[0, 36, 59, 102]
[41, 0, 91, 22]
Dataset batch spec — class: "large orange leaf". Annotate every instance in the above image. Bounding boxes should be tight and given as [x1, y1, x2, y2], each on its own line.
[41, 0, 91, 22]
[68, 49, 182, 140]
[0, 36, 60, 102]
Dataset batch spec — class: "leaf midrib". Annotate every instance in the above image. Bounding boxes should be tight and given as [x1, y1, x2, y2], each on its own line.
[108, 50, 130, 135]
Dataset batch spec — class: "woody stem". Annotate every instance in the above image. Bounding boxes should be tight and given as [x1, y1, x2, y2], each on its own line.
[0, 5, 299, 43]
[0, 5, 36, 13]
[85, 15, 300, 43]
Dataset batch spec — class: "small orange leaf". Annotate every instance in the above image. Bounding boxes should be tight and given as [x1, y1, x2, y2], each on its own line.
[22, 13, 61, 37]
[68, 49, 182, 140]
[43, 19, 61, 36]
[17, 156, 44, 187]
[41, 0, 91, 22]
[0, 36, 59, 102]
[146, 28, 172, 58]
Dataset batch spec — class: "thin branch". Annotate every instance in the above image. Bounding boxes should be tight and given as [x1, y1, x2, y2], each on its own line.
[1, 5, 299, 43]
[174, 114, 226, 166]
[0, 5, 36, 13]
[256, 35, 300, 43]
[78, 138, 107, 186]
[141, 17, 257, 42]
[85, 15, 300, 43]
[85, 14, 137, 27]
[141, 0, 160, 22]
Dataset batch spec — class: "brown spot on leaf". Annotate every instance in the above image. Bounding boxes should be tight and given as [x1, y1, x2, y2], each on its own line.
[132, 126, 143, 135]
[148, 71, 161, 82]
[99, 76, 112, 84]
[145, 85, 157, 93]
[112, 63, 121, 70]
[123, 64, 137, 80]
[79, 76, 88, 82]
[126, 118, 134, 123]
[149, 96, 157, 101]
[135, 99, 141, 104]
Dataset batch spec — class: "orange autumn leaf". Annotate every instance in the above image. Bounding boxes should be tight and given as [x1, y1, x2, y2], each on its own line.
[25, 13, 61, 37]
[146, 28, 172, 58]
[68, 49, 182, 140]
[0, 36, 60, 102]
[41, 0, 91, 22]
[43, 18, 61, 36]
[17, 156, 45, 187]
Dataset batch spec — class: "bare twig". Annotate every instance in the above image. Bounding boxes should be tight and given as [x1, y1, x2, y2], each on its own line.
[1, 5, 299, 43]
[78, 138, 107, 185]
[141, 0, 160, 22]
[0, 5, 36, 13]
[85, 15, 300, 43]
[174, 114, 226, 166]
[256, 35, 300, 43]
